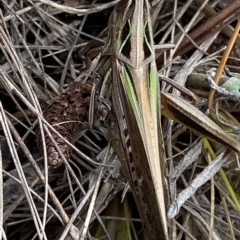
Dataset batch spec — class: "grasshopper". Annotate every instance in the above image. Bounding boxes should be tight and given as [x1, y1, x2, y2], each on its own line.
[93, 0, 169, 239]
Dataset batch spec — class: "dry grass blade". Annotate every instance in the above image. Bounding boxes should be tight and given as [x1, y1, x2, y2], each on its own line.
[208, 19, 240, 108]
[35, 0, 120, 15]
[0, 103, 46, 239]
[0, 140, 4, 238]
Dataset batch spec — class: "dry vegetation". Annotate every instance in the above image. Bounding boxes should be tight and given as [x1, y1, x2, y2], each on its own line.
[1, 0, 240, 239]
